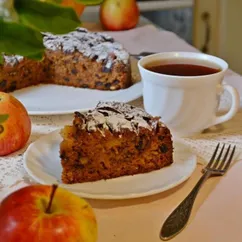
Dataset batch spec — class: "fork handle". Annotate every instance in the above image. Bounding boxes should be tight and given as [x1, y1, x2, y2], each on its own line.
[160, 171, 211, 241]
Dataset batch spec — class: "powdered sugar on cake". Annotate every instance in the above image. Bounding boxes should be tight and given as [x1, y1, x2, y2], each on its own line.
[3, 28, 129, 67]
[3, 55, 24, 66]
[43, 28, 129, 67]
[79, 102, 164, 135]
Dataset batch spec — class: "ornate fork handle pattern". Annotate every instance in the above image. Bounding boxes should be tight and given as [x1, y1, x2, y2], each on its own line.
[160, 171, 211, 240]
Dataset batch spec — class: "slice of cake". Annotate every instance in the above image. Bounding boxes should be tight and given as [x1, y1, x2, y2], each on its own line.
[0, 28, 131, 92]
[60, 102, 173, 184]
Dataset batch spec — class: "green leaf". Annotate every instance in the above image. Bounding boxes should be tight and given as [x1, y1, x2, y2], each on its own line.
[0, 55, 3, 65]
[75, 0, 104, 5]
[47, 0, 63, 3]
[0, 114, 9, 124]
[24, 52, 45, 61]
[14, 0, 82, 34]
[0, 19, 45, 60]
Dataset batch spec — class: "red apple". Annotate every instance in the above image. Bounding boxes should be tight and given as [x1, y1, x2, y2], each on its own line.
[0, 92, 31, 156]
[100, 0, 140, 31]
[0, 185, 98, 242]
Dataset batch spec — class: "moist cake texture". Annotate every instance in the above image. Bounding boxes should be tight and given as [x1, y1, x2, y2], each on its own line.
[0, 28, 131, 92]
[60, 101, 173, 184]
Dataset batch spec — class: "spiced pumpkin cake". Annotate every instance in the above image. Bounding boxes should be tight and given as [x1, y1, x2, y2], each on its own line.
[0, 28, 131, 92]
[60, 101, 173, 184]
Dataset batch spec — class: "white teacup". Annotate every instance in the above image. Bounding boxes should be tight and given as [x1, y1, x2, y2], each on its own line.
[138, 52, 240, 137]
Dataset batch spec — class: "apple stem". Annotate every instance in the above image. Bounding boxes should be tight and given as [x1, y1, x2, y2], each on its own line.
[45, 184, 58, 214]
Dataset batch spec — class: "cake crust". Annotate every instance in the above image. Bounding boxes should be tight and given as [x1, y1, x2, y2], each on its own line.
[60, 102, 173, 184]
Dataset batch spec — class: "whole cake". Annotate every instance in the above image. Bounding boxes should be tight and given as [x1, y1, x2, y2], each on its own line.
[0, 28, 131, 92]
[60, 102, 173, 184]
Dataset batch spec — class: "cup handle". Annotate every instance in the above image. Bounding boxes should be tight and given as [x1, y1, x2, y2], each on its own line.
[212, 84, 240, 126]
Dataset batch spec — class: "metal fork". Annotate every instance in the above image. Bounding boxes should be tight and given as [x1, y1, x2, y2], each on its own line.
[160, 143, 236, 241]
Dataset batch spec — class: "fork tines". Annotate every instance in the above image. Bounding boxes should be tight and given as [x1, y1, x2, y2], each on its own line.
[204, 143, 236, 173]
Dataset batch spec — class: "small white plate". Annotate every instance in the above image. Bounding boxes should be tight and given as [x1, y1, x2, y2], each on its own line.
[23, 129, 197, 200]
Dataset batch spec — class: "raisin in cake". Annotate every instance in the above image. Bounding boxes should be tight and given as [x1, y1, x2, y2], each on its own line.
[0, 28, 131, 92]
[60, 102, 173, 184]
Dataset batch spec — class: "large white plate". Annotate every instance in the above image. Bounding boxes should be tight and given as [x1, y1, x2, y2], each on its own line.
[23, 129, 197, 200]
[11, 82, 142, 116]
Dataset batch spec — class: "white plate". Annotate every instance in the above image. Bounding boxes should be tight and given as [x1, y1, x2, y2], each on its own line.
[23, 129, 197, 200]
[11, 82, 142, 116]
